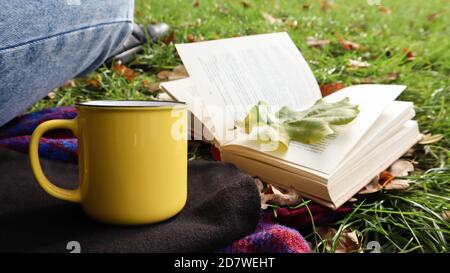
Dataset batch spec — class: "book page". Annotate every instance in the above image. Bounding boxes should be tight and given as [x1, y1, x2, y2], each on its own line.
[176, 32, 321, 142]
[333, 100, 414, 176]
[225, 84, 406, 174]
[160, 78, 215, 142]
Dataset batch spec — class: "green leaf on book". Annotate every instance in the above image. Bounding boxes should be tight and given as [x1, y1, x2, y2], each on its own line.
[241, 97, 359, 149]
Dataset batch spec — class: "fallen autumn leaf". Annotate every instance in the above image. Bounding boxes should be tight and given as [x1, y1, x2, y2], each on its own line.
[384, 179, 411, 190]
[112, 63, 140, 81]
[339, 38, 360, 51]
[316, 227, 361, 253]
[389, 159, 414, 177]
[378, 6, 392, 14]
[319, 82, 346, 97]
[419, 133, 443, 144]
[307, 37, 330, 49]
[262, 12, 283, 25]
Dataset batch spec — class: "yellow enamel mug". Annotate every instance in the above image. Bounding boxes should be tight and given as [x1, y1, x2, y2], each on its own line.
[29, 101, 188, 225]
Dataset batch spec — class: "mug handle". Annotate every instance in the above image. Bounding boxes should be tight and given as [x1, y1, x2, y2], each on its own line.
[29, 119, 81, 203]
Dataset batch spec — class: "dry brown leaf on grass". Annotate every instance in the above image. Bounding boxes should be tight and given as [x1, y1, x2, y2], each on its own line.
[186, 34, 204, 43]
[186, 34, 196, 43]
[47, 91, 57, 99]
[389, 159, 414, 177]
[157, 65, 189, 81]
[355, 72, 399, 85]
[240, 0, 252, 8]
[142, 80, 161, 93]
[317, 227, 361, 253]
[419, 133, 443, 144]
[384, 179, 411, 190]
[441, 211, 450, 221]
[162, 31, 176, 45]
[427, 9, 447, 21]
[319, 82, 346, 97]
[269, 185, 302, 207]
[378, 6, 392, 14]
[254, 179, 302, 209]
[358, 175, 382, 194]
[63, 80, 76, 88]
[401, 48, 416, 61]
[338, 38, 360, 51]
[193, 0, 200, 8]
[112, 63, 140, 81]
[261, 12, 283, 25]
[384, 72, 400, 82]
[320, 0, 337, 11]
[359, 159, 414, 194]
[307, 37, 330, 49]
[86, 74, 103, 88]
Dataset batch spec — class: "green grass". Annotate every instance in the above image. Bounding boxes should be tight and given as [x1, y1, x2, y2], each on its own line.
[31, 0, 449, 252]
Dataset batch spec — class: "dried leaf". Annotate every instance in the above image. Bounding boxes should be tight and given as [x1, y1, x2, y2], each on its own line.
[384, 179, 410, 190]
[339, 38, 360, 51]
[427, 9, 447, 21]
[112, 63, 139, 81]
[307, 36, 330, 49]
[186, 34, 196, 43]
[320, 0, 337, 11]
[158, 65, 189, 81]
[419, 133, 443, 144]
[358, 176, 382, 194]
[347, 59, 370, 68]
[378, 6, 392, 14]
[269, 185, 302, 206]
[319, 82, 346, 97]
[401, 48, 416, 61]
[258, 183, 302, 209]
[384, 72, 400, 82]
[356, 77, 376, 84]
[157, 70, 172, 80]
[162, 30, 176, 45]
[173, 65, 189, 76]
[86, 74, 102, 88]
[240, 0, 252, 8]
[379, 171, 395, 186]
[168, 74, 188, 81]
[47, 91, 57, 99]
[142, 80, 160, 92]
[193, 0, 199, 8]
[317, 227, 361, 253]
[63, 80, 76, 88]
[389, 159, 414, 177]
[169, 65, 189, 80]
[262, 12, 283, 25]
[404, 147, 415, 157]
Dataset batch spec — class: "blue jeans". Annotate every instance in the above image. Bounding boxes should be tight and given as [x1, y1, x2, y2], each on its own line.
[0, 0, 134, 127]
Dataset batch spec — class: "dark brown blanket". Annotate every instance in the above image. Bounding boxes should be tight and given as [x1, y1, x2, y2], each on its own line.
[0, 148, 260, 253]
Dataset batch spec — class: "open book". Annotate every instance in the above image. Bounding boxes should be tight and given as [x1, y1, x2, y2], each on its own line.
[161, 32, 421, 209]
